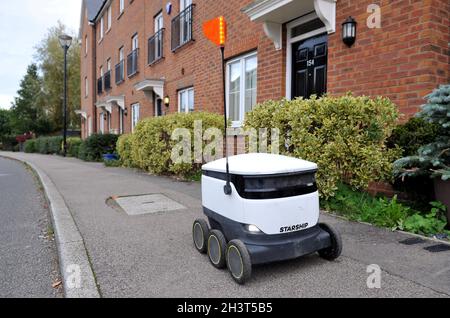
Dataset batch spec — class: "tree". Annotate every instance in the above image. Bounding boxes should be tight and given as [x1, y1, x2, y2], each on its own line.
[0, 109, 12, 137]
[9, 64, 53, 135]
[35, 21, 80, 131]
[394, 85, 450, 181]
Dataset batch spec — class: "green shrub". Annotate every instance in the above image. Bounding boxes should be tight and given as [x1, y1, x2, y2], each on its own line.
[388, 117, 441, 156]
[117, 134, 134, 167]
[77, 141, 87, 161]
[129, 112, 225, 177]
[67, 138, 82, 158]
[80, 134, 119, 162]
[47, 136, 63, 155]
[36, 137, 50, 154]
[0, 135, 18, 151]
[24, 139, 37, 153]
[245, 95, 401, 198]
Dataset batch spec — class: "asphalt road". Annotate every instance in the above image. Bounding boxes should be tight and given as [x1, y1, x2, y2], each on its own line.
[2, 153, 449, 298]
[0, 157, 62, 298]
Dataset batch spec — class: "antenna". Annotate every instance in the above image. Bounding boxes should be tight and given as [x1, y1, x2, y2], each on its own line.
[221, 46, 232, 195]
[203, 16, 232, 195]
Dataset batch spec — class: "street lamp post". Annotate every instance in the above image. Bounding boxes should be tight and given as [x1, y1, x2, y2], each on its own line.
[58, 34, 73, 157]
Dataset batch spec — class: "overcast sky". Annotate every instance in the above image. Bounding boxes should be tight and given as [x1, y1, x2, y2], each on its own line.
[0, 0, 82, 109]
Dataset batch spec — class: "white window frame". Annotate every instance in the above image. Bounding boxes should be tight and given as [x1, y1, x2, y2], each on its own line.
[107, 58, 111, 71]
[132, 34, 139, 51]
[100, 16, 104, 40]
[119, 0, 125, 14]
[178, 87, 194, 113]
[179, 0, 193, 46]
[99, 112, 105, 134]
[88, 116, 93, 136]
[119, 46, 124, 61]
[107, 6, 112, 31]
[225, 51, 258, 127]
[285, 13, 327, 100]
[85, 35, 88, 55]
[131, 103, 140, 133]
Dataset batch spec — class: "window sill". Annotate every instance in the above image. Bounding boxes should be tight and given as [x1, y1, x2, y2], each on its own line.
[127, 71, 139, 79]
[148, 57, 164, 67]
[117, 11, 124, 20]
[171, 39, 195, 53]
[98, 38, 104, 45]
[106, 28, 112, 35]
[115, 79, 125, 86]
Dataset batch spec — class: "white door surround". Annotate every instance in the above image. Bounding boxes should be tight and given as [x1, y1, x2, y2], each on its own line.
[243, 0, 336, 51]
[286, 13, 328, 99]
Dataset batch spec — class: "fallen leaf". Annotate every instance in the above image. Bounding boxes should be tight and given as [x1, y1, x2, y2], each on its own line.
[52, 281, 62, 288]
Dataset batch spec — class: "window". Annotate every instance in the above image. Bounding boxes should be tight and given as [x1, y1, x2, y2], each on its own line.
[178, 87, 194, 113]
[85, 77, 88, 97]
[171, 0, 193, 51]
[131, 103, 140, 132]
[132, 34, 139, 50]
[105, 59, 112, 90]
[85, 35, 88, 55]
[226, 52, 258, 126]
[116, 47, 125, 84]
[107, 6, 112, 30]
[119, 0, 125, 14]
[100, 16, 104, 40]
[149, 12, 164, 64]
[127, 35, 139, 77]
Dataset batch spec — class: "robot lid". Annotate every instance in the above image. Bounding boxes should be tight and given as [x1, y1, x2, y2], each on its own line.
[202, 153, 318, 176]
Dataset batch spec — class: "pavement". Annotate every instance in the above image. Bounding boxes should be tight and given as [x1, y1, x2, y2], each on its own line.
[1, 151, 449, 298]
[0, 157, 62, 298]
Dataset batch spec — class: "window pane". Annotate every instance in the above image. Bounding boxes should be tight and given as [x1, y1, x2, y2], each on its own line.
[180, 91, 186, 113]
[188, 90, 194, 112]
[245, 55, 257, 113]
[228, 61, 241, 121]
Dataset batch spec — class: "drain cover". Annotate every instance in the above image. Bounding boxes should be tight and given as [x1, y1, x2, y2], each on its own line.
[114, 194, 186, 216]
[424, 244, 450, 253]
[400, 237, 426, 246]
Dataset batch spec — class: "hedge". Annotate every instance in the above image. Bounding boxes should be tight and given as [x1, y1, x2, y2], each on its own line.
[244, 95, 401, 198]
[117, 134, 134, 167]
[78, 134, 118, 162]
[117, 112, 225, 177]
[67, 138, 82, 158]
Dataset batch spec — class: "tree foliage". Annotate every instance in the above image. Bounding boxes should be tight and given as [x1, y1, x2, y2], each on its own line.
[35, 21, 80, 131]
[394, 85, 450, 181]
[9, 64, 53, 135]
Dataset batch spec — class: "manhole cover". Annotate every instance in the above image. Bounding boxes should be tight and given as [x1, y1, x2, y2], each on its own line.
[114, 194, 186, 216]
[399, 237, 426, 246]
[424, 244, 450, 253]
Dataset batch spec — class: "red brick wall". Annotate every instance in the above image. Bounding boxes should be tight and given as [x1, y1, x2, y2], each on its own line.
[328, 0, 450, 120]
[80, 0, 449, 137]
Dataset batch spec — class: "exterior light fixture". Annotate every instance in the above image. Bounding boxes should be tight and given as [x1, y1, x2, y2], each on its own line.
[58, 34, 73, 49]
[342, 16, 357, 47]
[164, 95, 170, 107]
[124, 107, 128, 116]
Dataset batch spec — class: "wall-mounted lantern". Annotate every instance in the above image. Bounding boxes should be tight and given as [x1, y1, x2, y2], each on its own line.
[342, 16, 357, 47]
[124, 107, 128, 116]
[164, 95, 170, 108]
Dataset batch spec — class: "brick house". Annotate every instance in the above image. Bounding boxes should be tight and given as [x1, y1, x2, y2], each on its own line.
[78, 0, 449, 139]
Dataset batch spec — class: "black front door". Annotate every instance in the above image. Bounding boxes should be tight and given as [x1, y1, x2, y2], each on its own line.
[292, 34, 328, 99]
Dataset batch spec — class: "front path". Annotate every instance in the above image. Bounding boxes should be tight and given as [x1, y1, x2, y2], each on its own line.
[1, 152, 449, 298]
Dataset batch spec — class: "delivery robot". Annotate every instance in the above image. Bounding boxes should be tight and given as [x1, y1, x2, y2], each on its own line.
[192, 153, 342, 284]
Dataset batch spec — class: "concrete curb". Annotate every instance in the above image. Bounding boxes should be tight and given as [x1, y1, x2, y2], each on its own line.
[0, 154, 100, 298]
